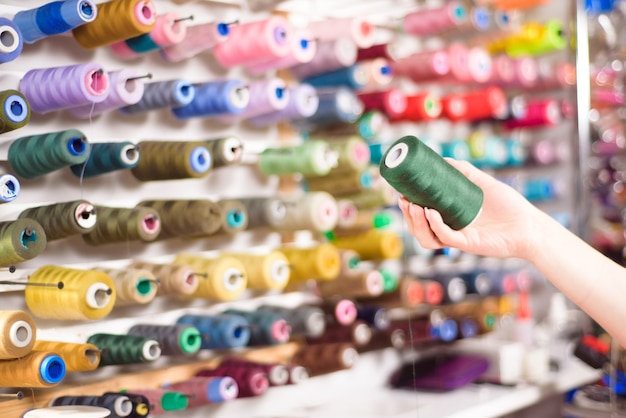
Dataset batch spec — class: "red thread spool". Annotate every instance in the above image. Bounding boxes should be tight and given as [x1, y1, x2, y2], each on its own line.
[357, 277, 424, 309]
[441, 94, 468, 121]
[390, 93, 442, 122]
[385, 319, 436, 348]
[219, 358, 289, 386]
[197, 365, 269, 398]
[291, 343, 358, 376]
[356, 43, 397, 62]
[213, 16, 291, 68]
[391, 50, 450, 82]
[462, 87, 508, 122]
[358, 89, 407, 119]
[422, 280, 445, 306]
[305, 320, 373, 347]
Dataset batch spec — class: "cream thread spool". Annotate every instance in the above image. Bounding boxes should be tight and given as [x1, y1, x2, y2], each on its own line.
[173, 254, 247, 301]
[0, 310, 36, 359]
[222, 251, 290, 290]
[277, 192, 339, 232]
[93, 267, 157, 305]
[128, 261, 199, 296]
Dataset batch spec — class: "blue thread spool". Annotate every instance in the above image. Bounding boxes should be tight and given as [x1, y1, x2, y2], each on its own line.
[172, 80, 250, 120]
[369, 143, 390, 165]
[431, 318, 458, 343]
[505, 138, 526, 167]
[177, 314, 250, 349]
[303, 65, 369, 90]
[222, 309, 291, 346]
[0, 18, 23, 64]
[524, 177, 561, 202]
[458, 317, 479, 339]
[471, 6, 491, 32]
[70, 141, 139, 178]
[440, 139, 471, 161]
[120, 80, 195, 115]
[298, 87, 363, 129]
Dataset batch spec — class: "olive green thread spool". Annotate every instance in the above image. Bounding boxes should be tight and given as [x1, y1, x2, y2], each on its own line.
[0, 89, 30, 134]
[0, 219, 47, 267]
[204, 137, 243, 168]
[258, 141, 338, 177]
[305, 170, 373, 197]
[324, 136, 371, 175]
[342, 186, 397, 210]
[82, 206, 161, 246]
[137, 199, 222, 239]
[18, 200, 97, 241]
[131, 141, 212, 181]
[380, 135, 484, 230]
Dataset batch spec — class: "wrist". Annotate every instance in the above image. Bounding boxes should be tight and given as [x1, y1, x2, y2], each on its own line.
[518, 207, 560, 264]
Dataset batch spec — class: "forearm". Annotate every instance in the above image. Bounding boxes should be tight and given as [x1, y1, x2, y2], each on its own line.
[528, 210, 626, 347]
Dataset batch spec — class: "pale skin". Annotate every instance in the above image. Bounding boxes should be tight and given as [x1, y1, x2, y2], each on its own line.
[398, 158, 626, 348]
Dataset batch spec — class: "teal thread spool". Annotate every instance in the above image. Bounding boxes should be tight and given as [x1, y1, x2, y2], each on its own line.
[70, 142, 139, 178]
[258, 141, 336, 177]
[8, 129, 90, 179]
[379, 135, 483, 230]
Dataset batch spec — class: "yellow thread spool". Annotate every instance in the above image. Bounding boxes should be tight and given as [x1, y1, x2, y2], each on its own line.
[173, 254, 247, 301]
[33, 341, 100, 372]
[25, 266, 116, 320]
[316, 270, 384, 299]
[342, 186, 397, 210]
[72, 0, 157, 49]
[129, 261, 199, 296]
[280, 244, 341, 282]
[222, 251, 290, 290]
[0, 350, 65, 388]
[331, 229, 403, 260]
[93, 267, 157, 305]
[0, 310, 36, 359]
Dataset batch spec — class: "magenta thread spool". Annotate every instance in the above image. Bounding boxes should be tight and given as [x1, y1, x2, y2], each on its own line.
[219, 358, 290, 386]
[160, 21, 231, 62]
[391, 50, 450, 82]
[168, 376, 238, 407]
[320, 298, 358, 326]
[20, 63, 109, 114]
[358, 89, 407, 119]
[68, 69, 146, 119]
[218, 78, 288, 123]
[109, 12, 188, 59]
[403, 2, 467, 36]
[247, 30, 317, 75]
[290, 37, 357, 80]
[213, 16, 290, 68]
[504, 99, 561, 130]
[307, 17, 375, 48]
[197, 366, 269, 398]
[248, 83, 319, 127]
[357, 43, 398, 63]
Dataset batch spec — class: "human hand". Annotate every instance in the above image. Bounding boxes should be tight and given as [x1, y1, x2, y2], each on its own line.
[398, 158, 546, 261]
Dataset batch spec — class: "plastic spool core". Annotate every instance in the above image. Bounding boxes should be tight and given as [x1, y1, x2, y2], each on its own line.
[354, 322, 372, 344]
[114, 397, 133, 417]
[79, 1, 95, 20]
[217, 22, 230, 37]
[336, 300, 357, 324]
[390, 329, 406, 348]
[546, 100, 561, 124]
[222, 268, 243, 291]
[135, 2, 156, 25]
[270, 200, 287, 222]
[0, 176, 18, 202]
[223, 138, 243, 162]
[342, 347, 358, 367]
[9, 320, 32, 348]
[270, 365, 289, 385]
[183, 271, 197, 288]
[271, 319, 291, 343]
[135, 277, 153, 296]
[89, 71, 108, 95]
[179, 83, 193, 99]
[226, 210, 244, 228]
[141, 215, 160, 234]
[307, 311, 325, 337]
[222, 377, 239, 398]
[121, 145, 140, 165]
[251, 372, 269, 393]
[273, 26, 288, 44]
[230, 86, 250, 110]
[8, 97, 25, 121]
[41, 355, 65, 384]
[270, 260, 289, 284]
[384, 142, 409, 169]
[475, 273, 491, 295]
[290, 365, 309, 383]
[20, 228, 37, 249]
[0, 26, 18, 53]
[366, 271, 383, 295]
[84, 349, 99, 365]
[142, 340, 161, 361]
[353, 66, 369, 86]
[300, 39, 309, 50]
[67, 136, 87, 156]
[448, 277, 467, 302]
[86, 282, 111, 309]
[75, 203, 97, 229]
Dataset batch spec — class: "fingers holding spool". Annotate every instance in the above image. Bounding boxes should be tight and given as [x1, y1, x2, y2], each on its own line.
[399, 198, 443, 250]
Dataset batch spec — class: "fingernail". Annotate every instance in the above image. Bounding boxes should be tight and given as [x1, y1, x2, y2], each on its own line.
[423, 207, 430, 219]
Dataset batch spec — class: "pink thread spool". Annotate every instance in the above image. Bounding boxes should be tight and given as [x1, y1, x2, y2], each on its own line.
[219, 78, 289, 123]
[535, 60, 576, 90]
[442, 43, 492, 84]
[490, 55, 516, 85]
[290, 37, 357, 80]
[213, 16, 291, 68]
[247, 30, 317, 75]
[362, 58, 393, 89]
[402, 2, 467, 36]
[391, 50, 450, 82]
[307, 17, 375, 48]
[160, 21, 231, 62]
[504, 98, 561, 129]
[358, 89, 407, 119]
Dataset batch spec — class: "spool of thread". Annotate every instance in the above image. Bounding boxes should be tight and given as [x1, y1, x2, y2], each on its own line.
[0, 18, 23, 64]
[499, 20, 567, 57]
[130, 141, 211, 181]
[222, 309, 291, 346]
[213, 16, 290, 68]
[122, 390, 187, 415]
[172, 80, 250, 120]
[381, 270, 399, 293]
[248, 84, 319, 127]
[219, 78, 288, 122]
[23, 406, 112, 418]
[70, 141, 139, 178]
[441, 5, 492, 38]
[177, 314, 250, 349]
[161, 21, 231, 62]
[386, 318, 458, 348]
[18, 200, 96, 241]
[120, 80, 195, 114]
[128, 324, 201, 356]
[168, 376, 238, 407]
[82, 206, 160, 246]
[247, 30, 317, 75]
[93, 267, 157, 305]
[391, 93, 442, 123]
[297, 87, 363, 129]
[341, 186, 397, 210]
[317, 298, 358, 326]
[13, 0, 97, 44]
[33, 341, 99, 372]
[402, 2, 467, 35]
[306, 170, 372, 197]
[173, 254, 247, 301]
[332, 210, 392, 237]
[356, 43, 399, 62]
[440, 139, 471, 161]
[356, 305, 390, 331]
[504, 98, 561, 129]
[522, 177, 563, 202]
[303, 65, 369, 90]
[0, 350, 65, 388]
[20, 63, 109, 114]
[204, 137, 243, 168]
[128, 261, 198, 296]
[215, 200, 248, 235]
[316, 270, 384, 299]
[346, 111, 388, 141]
[323, 136, 371, 174]
[337, 249, 361, 278]
[331, 229, 402, 260]
[50, 394, 133, 418]
[468, 134, 509, 168]
[25, 266, 115, 320]
[431, 272, 468, 304]
[358, 89, 407, 119]
[391, 49, 450, 83]
[441, 93, 467, 121]
[137, 199, 221, 239]
[380, 135, 484, 230]
[362, 58, 394, 89]
[0, 89, 30, 134]
[290, 38, 358, 80]
[335, 201, 358, 230]
[308, 17, 375, 48]
[219, 358, 289, 386]
[357, 277, 424, 309]
[280, 243, 340, 282]
[368, 143, 387, 165]
[536, 60, 576, 90]
[72, 0, 157, 49]
[109, 12, 188, 59]
[87, 333, 160, 366]
[238, 197, 286, 229]
[222, 251, 290, 290]
[69, 70, 146, 119]
[259, 141, 336, 177]
[276, 192, 339, 232]
[258, 305, 326, 338]
[0, 218, 46, 267]
[463, 86, 508, 121]
[306, 320, 372, 347]
[0, 310, 36, 359]
[291, 343, 358, 376]
[196, 366, 268, 398]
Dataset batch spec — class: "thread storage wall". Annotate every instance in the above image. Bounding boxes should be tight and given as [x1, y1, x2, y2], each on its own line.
[0, 0, 597, 417]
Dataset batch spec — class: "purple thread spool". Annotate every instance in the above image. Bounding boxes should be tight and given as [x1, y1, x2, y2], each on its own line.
[248, 83, 319, 127]
[218, 78, 288, 123]
[290, 37, 357, 80]
[247, 30, 317, 75]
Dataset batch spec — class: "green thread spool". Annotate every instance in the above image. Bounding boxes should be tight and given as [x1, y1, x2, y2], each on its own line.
[8, 129, 90, 179]
[305, 170, 373, 197]
[356, 111, 387, 141]
[18, 200, 97, 241]
[324, 137, 371, 175]
[137, 199, 222, 239]
[380, 135, 484, 230]
[131, 141, 212, 181]
[82, 206, 161, 246]
[0, 89, 30, 134]
[380, 269, 398, 292]
[70, 142, 140, 178]
[259, 141, 336, 177]
[204, 137, 243, 168]
[342, 186, 397, 210]
[87, 333, 161, 366]
[216, 199, 248, 235]
[127, 324, 201, 356]
[0, 219, 46, 267]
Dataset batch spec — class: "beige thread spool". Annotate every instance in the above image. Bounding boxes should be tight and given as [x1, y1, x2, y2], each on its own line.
[277, 192, 338, 232]
[0, 310, 36, 359]
[316, 270, 384, 299]
[129, 261, 199, 296]
[93, 267, 157, 305]
[173, 254, 247, 301]
[222, 251, 290, 290]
